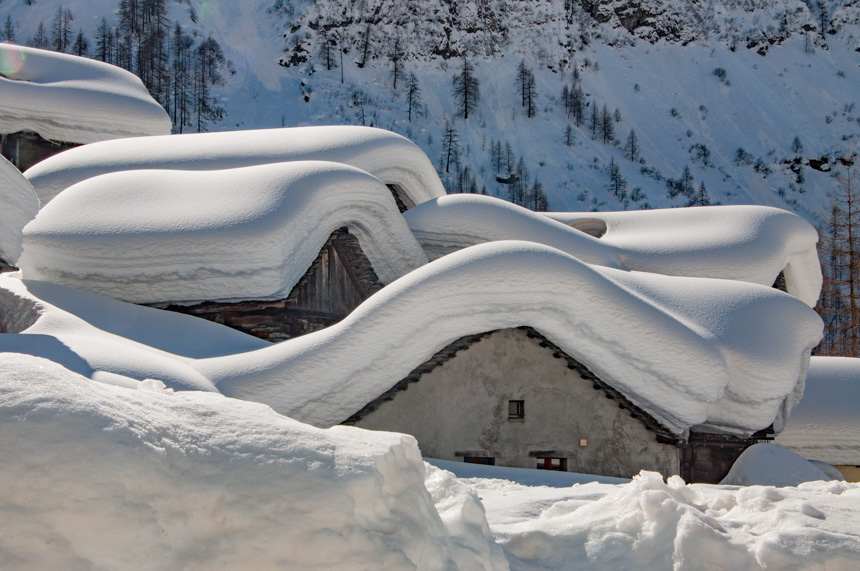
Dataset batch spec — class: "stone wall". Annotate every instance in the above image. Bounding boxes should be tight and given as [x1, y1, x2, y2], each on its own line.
[350, 327, 681, 479]
[1, 131, 78, 172]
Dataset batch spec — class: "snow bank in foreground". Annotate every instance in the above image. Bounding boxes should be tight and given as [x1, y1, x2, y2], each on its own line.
[0, 155, 39, 264]
[406, 195, 821, 306]
[775, 356, 860, 466]
[720, 443, 838, 487]
[19, 161, 427, 303]
[23, 125, 446, 205]
[0, 45, 171, 145]
[0, 353, 499, 570]
[468, 470, 860, 570]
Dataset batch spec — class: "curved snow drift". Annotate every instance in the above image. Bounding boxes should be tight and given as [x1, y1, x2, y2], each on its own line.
[0, 44, 171, 145]
[406, 195, 822, 307]
[24, 125, 447, 205]
[198, 241, 822, 435]
[19, 161, 428, 304]
[0, 155, 39, 264]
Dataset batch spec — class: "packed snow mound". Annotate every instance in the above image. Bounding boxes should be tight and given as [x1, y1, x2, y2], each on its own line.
[405, 195, 821, 306]
[0, 352, 494, 570]
[0, 275, 271, 391]
[0, 44, 171, 145]
[0, 155, 39, 264]
[23, 125, 447, 205]
[721, 443, 836, 487]
[469, 470, 860, 570]
[775, 356, 860, 466]
[199, 241, 821, 435]
[19, 161, 428, 303]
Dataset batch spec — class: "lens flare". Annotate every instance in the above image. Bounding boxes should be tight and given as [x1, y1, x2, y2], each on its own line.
[0, 47, 26, 77]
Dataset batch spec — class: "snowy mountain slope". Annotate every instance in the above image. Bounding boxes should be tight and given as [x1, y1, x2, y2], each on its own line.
[2, 0, 857, 223]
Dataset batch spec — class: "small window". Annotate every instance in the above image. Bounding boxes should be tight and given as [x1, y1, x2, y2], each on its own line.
[464, 457, 495, 465]
[508, 400, 524, 419]
[537, 457, 567, 471]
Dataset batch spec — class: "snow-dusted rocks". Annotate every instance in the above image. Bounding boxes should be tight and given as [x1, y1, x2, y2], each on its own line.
[406, 195, 822, 307]
[23, 125, 447, 205]
[19, 161, 428, 304]
[0, 44, 171, 146]
[0, 155, 39, 265]
[0, 352, 492, 569]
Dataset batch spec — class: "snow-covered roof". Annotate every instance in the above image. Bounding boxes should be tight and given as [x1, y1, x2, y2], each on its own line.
[405, 195, 822, 307]
[0, 44, 171, 145]
[775, 356, 860, 465]
[0, 155, 39, 264]
[18, 161, 428, 303]
[23, 125, 447, 205]
[1, 239, 822, 437]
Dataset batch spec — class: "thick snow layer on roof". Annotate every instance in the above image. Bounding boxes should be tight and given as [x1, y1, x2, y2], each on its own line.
[19, 161, 428, 303]
[23, 125, 446, 205]
[466, 470, 860, 569]
[1, 241, 821, 436]
[198, 241, 820, 435]
[0, 45, 171, 145]
[775, 357, 860, 465]
[0, 352, 502, 569]
[406, 195, 822, 306]
[0, 155, 39, 264]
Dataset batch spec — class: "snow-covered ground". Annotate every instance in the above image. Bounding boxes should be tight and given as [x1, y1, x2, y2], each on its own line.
[2, 352, 859, 569]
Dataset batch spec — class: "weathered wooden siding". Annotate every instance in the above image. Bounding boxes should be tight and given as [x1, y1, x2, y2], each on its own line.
[159, 227, 382, 341]
[1, 131, 78, 172]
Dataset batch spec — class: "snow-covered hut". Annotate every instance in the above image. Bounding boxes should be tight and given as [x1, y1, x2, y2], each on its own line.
[0, 44, 170, 171]
[9, 125, 827, 482]
[775, 357, 860, 482]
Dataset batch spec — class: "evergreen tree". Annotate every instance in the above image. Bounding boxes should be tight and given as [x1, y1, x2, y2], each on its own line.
[792, 136, 804, 155]
[571, 86, 584, 127]
[406, 72, 421, 122]
[95, 18, 115, 63]
[318, 29, 337, 71]
[564, 124, 574, 146]
[170, 23, 193, 132]
[624, 130, 639, 162]
[193, 36, 225, 132]
[600, 104, 615, 144]
[50, 6, 74, 52]
[442, 121, 461, 174]
[607, 157, 627, 198]
[30, 22, 49, 49]
[686, 181, 712, 206]
[389, 36, 404, 89]
[72, 30, 89, 57]
[452, 56, 480, 120]
[589, 102, 599, 138]
[2, 14, 15, 44]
